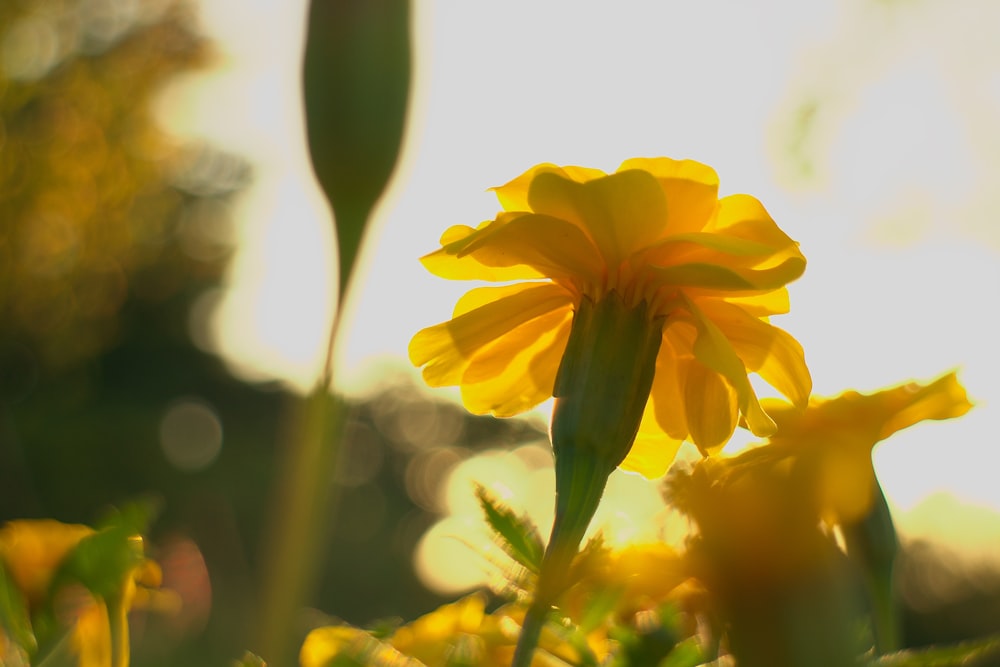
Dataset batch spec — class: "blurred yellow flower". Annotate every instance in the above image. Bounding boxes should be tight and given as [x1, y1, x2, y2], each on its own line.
[756, 370, 973, 523]
[0, 519, 167, 667]
[301, 543, 694, 667]
[301, 593, 567, 667]
[410, 158, 810, 475]
[0, 519, 94, 606]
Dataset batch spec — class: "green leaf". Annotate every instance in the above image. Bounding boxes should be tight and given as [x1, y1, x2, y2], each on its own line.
[303, 0, 411, 303]
[658, 637, 703, 667]
[92, 497, 160, 536]
[475, 485, 544, 573]
[52, 525, 145, 600]
[867, 634, 1000, 666]
[0, 559, 36, 658]
[232, 651, 268, 667]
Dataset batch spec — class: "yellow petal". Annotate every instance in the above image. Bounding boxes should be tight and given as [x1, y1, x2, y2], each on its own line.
[685, 300, 775, 438]
[462, 306, 570, 383]
[460, 310, 572, 417]
[877, 370, 973, 441]
[721, 290, 791, 316]
[456, 212, 604, 284]
[408, 283, 573, 386]
[710, 194, 799, 252]
[527, 169, 669, 265]
[619, 157, 720, 236]
[421, 217, 548, 282]
[490, 163, 606, 211]
[682, 359, 739, 454]
[698, 299, 812, 407]
[619, 406, 684, 478]
[647, 255, 805, 291]
[648, 333, 691, 441]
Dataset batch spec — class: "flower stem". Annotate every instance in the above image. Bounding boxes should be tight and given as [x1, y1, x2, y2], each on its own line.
[511, 449, 612, 667]
[841, 476, 900, 654]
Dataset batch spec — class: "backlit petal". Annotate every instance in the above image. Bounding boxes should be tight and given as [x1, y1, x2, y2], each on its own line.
[720, 290, 791, 316]
[527, 169, 669, 265]
[491, 163, 606, 211]
[619, 410, 684, 479]
[647, 256, 806, 291]
[619, 157, 720, 235]
[461, 312, 572, 417]
[686, 300, 775, 437]
[698, 300, 811, 407]
[408, 283, 573, 386]
[683, 359, 739, 454]
[457, 212, 605, 284]
[877, 370, 973, 440]
[648, 334, 690, 441]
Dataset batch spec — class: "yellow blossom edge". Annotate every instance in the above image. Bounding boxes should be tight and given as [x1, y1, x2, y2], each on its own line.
[754, 369, 973, 523]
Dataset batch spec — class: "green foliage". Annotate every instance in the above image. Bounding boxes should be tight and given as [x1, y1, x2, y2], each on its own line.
[475, 485, 544, 574]
[232, 651, 269, 667]
[868, 634, 1000, 666]
[0, 558, 36, 658]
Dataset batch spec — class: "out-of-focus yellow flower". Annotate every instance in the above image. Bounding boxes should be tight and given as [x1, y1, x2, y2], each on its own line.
[301, 593, 572, 667]
[410, 158, 809, 475]
[0, 519, 94, 607]
[756, 370, 973, 523]
[300, 545, 696, 667]
[0, 519, 168, 667]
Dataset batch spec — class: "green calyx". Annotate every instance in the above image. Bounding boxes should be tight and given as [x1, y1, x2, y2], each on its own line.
[546, 290, 663, 592]
[512, 292, 663, 667]
[551, 291, 664, 472]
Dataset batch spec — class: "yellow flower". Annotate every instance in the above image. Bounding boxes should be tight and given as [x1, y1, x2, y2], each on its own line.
[753, 370, 973, 523]
[409, 158, 810, 476]
[0, 519, 166, 667]
[300, 593, 573, 667]
[0, 519, 94, 607]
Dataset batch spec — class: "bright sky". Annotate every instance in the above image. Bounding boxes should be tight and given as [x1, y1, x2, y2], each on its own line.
[163, 0, 1000, 590]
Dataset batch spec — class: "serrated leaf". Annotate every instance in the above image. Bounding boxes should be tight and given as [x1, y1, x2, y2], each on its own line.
[867, 634, 1000, 666]
[475, 485, 544, 573]
[232, 651, 268, 667]
[0, 559, 36, 658]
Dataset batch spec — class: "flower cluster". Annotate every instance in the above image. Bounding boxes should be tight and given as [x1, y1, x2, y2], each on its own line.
[302, 156, 978, 667]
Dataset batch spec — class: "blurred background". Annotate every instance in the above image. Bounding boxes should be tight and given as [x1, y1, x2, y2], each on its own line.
[1, 0, 999, 664]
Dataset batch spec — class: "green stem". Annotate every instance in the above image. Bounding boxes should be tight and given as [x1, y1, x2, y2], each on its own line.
[841, 476, 900, 654]
[511, 450, 612, 667]
[106, 589, 129, 667]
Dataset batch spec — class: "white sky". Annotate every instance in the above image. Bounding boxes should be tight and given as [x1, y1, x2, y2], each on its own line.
[163, 0, 1000, 527]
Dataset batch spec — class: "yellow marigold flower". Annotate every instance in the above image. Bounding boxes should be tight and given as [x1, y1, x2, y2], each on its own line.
[0, 519, 94, 607]
[300, 593, 573, 667]
[755, 370, 973, 524]
[0, 519, 167, 667]
[410, 157, 810, 475]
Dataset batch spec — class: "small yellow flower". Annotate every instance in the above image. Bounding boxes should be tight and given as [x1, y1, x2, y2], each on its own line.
[753, 370, 973, 523]
[0, 519, 167, 667]
[0, 519, 94, 607]
[410, 158, 810, 475]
